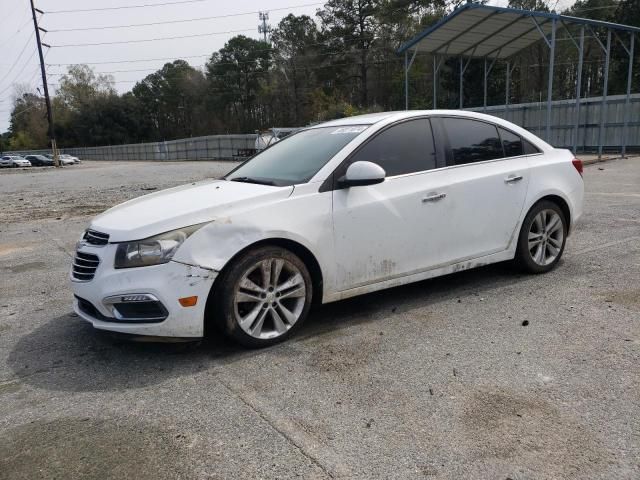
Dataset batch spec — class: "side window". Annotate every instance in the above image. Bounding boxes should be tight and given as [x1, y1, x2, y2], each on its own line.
[442, 117, 503, 165]
[523, 139, 541, 154]
[498, 127, 523, 157]
[349, 118, 435, 176]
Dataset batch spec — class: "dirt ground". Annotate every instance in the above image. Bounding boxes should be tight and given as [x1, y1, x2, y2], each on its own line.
[0, 158, 639, 479]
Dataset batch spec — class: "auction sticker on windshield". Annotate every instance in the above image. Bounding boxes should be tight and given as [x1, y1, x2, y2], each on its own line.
[331, 126, 368, 134]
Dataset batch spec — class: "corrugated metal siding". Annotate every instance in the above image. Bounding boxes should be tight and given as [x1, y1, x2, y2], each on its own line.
[7, 134, 257, 161]
[468, 93, 640, 152]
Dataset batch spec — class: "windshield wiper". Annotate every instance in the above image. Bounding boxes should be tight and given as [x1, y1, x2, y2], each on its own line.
[229, 176, 276, 186]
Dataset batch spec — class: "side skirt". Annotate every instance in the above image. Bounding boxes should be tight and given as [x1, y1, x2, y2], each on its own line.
[322, 249, 515, 303]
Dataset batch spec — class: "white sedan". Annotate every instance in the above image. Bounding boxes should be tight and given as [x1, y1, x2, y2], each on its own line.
[70, 110, 584, 347]
[0, 155, 31, 168]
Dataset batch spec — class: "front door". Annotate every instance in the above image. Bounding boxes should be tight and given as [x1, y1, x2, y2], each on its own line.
[331, 118, 445, 291]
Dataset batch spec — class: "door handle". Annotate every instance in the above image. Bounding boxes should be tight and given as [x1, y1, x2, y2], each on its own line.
[422, 192, 446, 203]
[505, 175, 523, 184]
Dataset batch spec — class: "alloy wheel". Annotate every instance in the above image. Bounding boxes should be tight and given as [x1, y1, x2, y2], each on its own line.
[233, 258, 307, 339]
[528, 209, 564, 266]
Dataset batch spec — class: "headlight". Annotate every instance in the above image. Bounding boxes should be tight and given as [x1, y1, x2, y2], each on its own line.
[114, 223, 206, 269]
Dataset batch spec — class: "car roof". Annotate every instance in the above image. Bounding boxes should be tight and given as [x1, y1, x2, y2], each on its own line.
[316, 109, 533, 127]
[308, 110, 549, 149]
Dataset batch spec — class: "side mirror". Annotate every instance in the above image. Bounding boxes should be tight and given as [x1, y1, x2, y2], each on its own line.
[338, 161, 386, 188]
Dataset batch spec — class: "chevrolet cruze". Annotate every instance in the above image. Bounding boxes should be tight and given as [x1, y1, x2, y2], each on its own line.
[71, 111, 584, 347]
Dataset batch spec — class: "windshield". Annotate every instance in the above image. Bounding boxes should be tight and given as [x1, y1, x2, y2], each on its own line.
[227, 125, 368, 186]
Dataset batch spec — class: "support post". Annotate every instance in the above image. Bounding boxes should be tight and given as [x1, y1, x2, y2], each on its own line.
[459, 57, 464, 109]
[597, 29, 611, 160]
[483, 58, 488, 112]
[404, 51, 409, 111]
[505, 60, 511, 119]
[573, 26, 584, 155]
[29, 0, 59, 167]
[546, 19, 556, 143]
[433, 55, 437, 109]
[622, 33, 634, 158]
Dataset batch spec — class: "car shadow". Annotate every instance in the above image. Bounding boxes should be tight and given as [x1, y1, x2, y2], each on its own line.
[297, 261, 527, 341]
[8, 262, 527, 393]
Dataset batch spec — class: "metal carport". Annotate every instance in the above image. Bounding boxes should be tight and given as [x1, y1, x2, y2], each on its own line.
[397, 2, 640, 158]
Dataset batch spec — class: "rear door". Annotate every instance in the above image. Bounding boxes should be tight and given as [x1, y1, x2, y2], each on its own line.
[429, 116, 531, 263]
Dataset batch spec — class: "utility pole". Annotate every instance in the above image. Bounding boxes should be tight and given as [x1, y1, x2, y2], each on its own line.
[29, 0, 59, 167]
[258, 11, 271, 44]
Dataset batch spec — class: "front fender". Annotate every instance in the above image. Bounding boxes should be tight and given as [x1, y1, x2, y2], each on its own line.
[171, 188, 334, 294]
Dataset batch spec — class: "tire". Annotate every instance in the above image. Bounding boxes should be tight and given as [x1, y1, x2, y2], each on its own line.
[515, 200, 567, 274]
[211, 246, 313, 348]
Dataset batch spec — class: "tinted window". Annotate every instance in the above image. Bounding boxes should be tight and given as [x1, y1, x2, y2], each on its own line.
[499, 127, 523, 157]
[442, 118, 503, 165]
[523, 139, 540, 154]
[350, 119, 435, 176]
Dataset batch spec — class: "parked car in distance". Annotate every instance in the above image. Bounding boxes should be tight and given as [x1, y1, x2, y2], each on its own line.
[71, 110, 584, 348]
[25, 154, 54, 166]
[45, 153, 76, 165]
[62, 154, 81, 164]
[0, 155, 31, 168]
[254, 128, 297, 151]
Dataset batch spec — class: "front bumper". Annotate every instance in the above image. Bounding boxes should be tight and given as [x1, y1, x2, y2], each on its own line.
[70, 243, 217, 338]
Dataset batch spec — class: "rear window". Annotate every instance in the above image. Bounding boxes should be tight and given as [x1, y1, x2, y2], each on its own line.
[442, 117, 503, 165]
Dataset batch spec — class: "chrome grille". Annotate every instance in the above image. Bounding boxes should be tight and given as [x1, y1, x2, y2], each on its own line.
[83, 229, 109, 246]
[72, 251, 100, 281]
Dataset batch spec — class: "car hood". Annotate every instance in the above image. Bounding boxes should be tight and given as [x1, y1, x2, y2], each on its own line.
[90, 179, 294, 242]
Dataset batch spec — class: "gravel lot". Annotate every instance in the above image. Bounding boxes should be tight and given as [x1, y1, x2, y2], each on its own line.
[0, 158, 638, 479]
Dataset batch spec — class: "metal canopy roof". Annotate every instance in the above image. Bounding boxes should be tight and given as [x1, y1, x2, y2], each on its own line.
[398, 3, 640, 59]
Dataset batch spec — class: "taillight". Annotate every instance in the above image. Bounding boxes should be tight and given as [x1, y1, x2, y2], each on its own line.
[572, 158, 583, 177]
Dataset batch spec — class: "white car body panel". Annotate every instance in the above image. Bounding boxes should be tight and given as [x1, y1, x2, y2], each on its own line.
[70, 110, 584, 338]
[91, 179, 294, 242]
[332, 157, 530, 291]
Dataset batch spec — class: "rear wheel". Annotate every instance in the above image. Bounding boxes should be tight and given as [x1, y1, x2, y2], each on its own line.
[211, 246, 312, 348]
[515, 200, 567, 273]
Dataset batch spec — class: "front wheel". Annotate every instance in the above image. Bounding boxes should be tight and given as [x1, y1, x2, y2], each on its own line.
[515, 200, 567, 274]
[211, 246, 313, 348]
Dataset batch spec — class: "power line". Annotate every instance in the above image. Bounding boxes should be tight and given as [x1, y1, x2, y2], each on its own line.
[47, 57, 405, 88]
[47, 54, 212, 67]
[45, 0, 215, 14]
[45, 34, 392, 65]
[0, 16, 34, 47]
[46, 2, 323, 32]
[46, 44, 399, 77]
[50, 28, 257, 47]
[0, 50, 40, 95]
[0, 32, 36, 87]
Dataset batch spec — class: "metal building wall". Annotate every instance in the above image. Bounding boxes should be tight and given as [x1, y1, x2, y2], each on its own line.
[469, 93, 640, 153]
[7, 134, 257, 161]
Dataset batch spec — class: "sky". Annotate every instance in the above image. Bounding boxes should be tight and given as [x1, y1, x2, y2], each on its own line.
[0, 0, 576, 133]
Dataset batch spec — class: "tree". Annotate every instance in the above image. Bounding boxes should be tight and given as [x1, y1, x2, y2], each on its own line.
[8, 87, 48, 149]
[56, 64, 116, 112]
[271, 14, 320, 125]
[133, 60, 208, 140]
[318, 0, 379, 106]
[206, 36, 272, 132]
